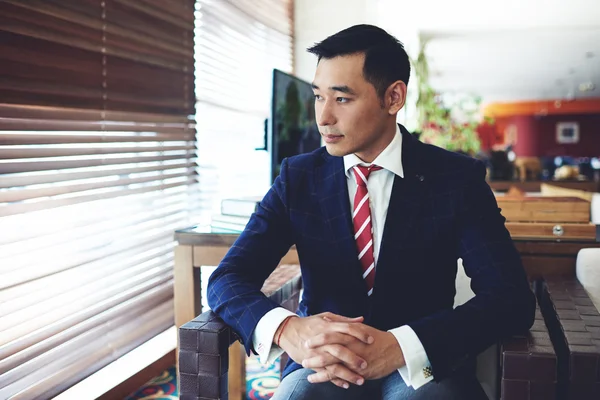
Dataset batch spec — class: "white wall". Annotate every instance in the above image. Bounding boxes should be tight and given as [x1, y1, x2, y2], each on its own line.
[293, 0, 378, 82]
[293, 0, 421, 130]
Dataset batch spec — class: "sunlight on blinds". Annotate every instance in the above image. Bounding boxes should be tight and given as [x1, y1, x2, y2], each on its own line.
[194, 0, 293, 224]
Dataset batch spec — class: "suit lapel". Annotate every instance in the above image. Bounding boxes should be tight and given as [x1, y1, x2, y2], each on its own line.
[316, 153, 369, 301]
[314, 126, 428, 304]
[373, 127, 428, 293]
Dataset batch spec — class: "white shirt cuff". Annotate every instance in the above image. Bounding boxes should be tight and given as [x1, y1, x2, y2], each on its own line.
[252, 307, 297, 364]
[389, 325, 433, 389]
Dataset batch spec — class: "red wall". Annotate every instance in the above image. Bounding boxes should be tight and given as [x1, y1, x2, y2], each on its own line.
[478, 114, 600, 157]
[476, 122, 497, 150]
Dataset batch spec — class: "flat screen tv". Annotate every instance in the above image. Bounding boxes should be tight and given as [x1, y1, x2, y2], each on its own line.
[269, 69, 321, 183]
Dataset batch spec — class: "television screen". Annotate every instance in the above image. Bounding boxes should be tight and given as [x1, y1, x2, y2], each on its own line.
[270, 69, 321, 183]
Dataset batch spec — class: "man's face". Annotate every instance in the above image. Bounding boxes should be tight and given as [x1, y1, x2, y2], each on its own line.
[312, 53, 391, 161]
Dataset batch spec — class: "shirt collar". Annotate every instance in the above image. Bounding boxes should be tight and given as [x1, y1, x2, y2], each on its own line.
[343, 124, 404, 178]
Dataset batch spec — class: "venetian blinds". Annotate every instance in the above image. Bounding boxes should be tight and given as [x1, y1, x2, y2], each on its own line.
[195, 0, 294, 223]
[0, 1, 198, 398]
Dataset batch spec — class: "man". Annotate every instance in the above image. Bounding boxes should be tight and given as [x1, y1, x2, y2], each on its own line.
[208, 24, 535, 399]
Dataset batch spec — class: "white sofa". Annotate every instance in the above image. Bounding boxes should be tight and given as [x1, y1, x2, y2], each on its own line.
[591, 193, 600, 224]
[576, 248, 600, 310]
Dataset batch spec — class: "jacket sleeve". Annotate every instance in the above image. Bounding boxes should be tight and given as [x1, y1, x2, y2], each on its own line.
[408, 160, 536, 381]
[207, 158, 295, 356]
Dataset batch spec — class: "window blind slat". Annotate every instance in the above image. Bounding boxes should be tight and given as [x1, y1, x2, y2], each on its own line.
[1, 261, 173, 337]
[137, 0, 196, 23]
[0, 132, 195, 144]
[0, 221, 179, 289]
[227, 0, 292, 35]
[24, 310, 172, 400]
[0, 217, 182, 282]
[195, 0, 292, 222]
[197, 17, 292, 59]
[0, 299, 173, 388]
[0, 273, 174, 360]
[0, 144, 196, 159]
[0, 176, 196, 218]
[0, 283, 172, 376]
[0, 153, 195, 174]
[0, 2, 103, 45]
[0, 103, 192, 123]
[0, 77, 190, 113]
[0, 237, 175, 306]
[0, 187, 194, 246]
[0, 169, 196, 203]
[5, 0, 195, 58]
[109, 0, 193, 31]
[0, 161, 196, 189]
[0, 298, 174, 399]
[1, 242, 173, 315]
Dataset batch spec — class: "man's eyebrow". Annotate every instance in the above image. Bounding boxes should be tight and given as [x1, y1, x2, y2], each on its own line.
[311, 84, 357, 95]
[330, 85, 357, 95]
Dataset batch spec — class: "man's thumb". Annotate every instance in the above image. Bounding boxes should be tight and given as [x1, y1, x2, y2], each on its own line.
[320, 312, 364, 322]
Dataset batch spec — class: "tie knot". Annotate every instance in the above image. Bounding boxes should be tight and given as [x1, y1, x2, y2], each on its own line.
[353, 164, 382, 187]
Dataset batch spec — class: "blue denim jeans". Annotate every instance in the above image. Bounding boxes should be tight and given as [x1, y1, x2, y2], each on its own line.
[271, 368, 488, 400]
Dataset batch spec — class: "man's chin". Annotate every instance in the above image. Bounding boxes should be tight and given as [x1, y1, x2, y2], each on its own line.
[324, 144, 348, 157]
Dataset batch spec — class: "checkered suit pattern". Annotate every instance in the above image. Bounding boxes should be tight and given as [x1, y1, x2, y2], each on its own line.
[207, 125, 535, 381]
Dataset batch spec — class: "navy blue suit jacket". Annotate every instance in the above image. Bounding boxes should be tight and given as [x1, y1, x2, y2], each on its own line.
[208, 125, 535, 381]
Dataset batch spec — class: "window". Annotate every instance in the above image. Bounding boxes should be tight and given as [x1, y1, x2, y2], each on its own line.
[0, 1, 197, 398]
[194, 0, 294, 224]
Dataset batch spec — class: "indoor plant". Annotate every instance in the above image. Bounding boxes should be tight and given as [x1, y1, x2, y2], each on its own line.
[412, 39, 487, 155]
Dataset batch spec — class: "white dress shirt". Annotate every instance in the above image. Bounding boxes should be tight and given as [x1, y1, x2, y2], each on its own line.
[252, 125, 433, 389]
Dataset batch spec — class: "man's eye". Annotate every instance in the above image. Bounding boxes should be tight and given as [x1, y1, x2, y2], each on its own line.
[337, 97, 349, 103]
[314, 94, 323, 101]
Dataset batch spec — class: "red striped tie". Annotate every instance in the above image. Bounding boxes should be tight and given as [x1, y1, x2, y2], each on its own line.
[352, 164, 382, 296]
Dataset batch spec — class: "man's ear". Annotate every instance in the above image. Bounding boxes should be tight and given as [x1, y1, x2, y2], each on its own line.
[386, 81, 407, 115]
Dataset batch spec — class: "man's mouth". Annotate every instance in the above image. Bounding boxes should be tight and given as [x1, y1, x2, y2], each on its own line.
[322, 134, 343, 144]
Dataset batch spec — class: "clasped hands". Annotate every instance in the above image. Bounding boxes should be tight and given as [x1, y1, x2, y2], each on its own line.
[275, 312, 405, 389]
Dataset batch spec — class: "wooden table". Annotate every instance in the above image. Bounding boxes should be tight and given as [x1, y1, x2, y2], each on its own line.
[174, 226, 298, 400]
[488, 180, 599, 193]
[514, 238, 600, 278]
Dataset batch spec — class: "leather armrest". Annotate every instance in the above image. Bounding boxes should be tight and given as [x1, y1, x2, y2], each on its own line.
[179, 311, 232, 399]
[537, 278, 600, 399]
[500, 302, 557, 400]
[178, 264, 301, 400]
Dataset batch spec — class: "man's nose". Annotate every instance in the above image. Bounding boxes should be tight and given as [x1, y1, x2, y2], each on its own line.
[317, 101, 336, 126]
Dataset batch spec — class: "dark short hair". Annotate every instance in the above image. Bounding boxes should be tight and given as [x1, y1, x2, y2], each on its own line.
[307, 24, 410, 100]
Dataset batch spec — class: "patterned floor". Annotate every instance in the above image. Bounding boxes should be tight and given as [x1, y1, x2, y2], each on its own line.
[125, 367, 178, 400]
[245, 355, 281, 399]
[126, 356, 280, 400]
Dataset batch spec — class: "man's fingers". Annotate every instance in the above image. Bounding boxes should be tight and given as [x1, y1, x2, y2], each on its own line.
[307, 369, 333, 384]
[323, 344, 367, 371]
[303, 345, 367, 372]
[302, 352, 338, 369]
[331, 378, 351, 389]
[312, 368, 351, 389]
[329, 322, 374, 345]
[326, 364, 365, 386]
[305, 332, 354, 348]
[320, 312, 363, 323]
[307, 364, 364, 386]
